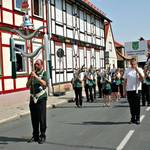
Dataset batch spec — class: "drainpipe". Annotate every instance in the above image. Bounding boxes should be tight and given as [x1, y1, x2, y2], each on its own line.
[46, 0, 53, 95]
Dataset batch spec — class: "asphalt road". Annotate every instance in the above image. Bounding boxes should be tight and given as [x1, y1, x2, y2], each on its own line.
[0, 97, 150, 150]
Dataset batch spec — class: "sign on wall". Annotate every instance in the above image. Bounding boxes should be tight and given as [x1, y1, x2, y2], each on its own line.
[125, 40, 148, 56]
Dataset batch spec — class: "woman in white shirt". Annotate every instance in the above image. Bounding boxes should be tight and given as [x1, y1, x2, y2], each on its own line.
[123, 58, 144, 124]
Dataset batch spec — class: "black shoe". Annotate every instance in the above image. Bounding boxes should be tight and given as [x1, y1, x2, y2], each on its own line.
[135, 120, 140, 125]
[38, 136, 46, 144]
[27, 136, 39, 143]
[129, 119, 136, 124]
[76, 104, 80, 108]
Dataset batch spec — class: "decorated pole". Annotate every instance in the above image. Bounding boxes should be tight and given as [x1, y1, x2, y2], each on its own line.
[9, 0, 51, 95]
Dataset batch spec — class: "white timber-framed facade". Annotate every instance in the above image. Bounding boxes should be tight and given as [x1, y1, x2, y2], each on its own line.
[0, 0, 47, 94]
[0, 0, 110, 94]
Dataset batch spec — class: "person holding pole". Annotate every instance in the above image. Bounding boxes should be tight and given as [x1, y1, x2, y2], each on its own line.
[26, 59, 48, 144]
[123, 58, 144, 124]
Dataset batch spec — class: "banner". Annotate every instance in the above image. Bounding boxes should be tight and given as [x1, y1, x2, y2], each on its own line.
[125, 40, 148, 56]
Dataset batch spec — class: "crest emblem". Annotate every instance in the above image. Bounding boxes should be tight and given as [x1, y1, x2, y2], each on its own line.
[132, 41, 139, 50]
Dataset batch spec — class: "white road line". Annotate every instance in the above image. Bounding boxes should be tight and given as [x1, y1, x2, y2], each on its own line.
[140, 115, 145, 122]
[116, 130, 135, 150]
[146, 107, 150, 111]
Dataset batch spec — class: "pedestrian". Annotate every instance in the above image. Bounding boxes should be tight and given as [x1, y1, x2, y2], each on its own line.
[83, 69, 89, 102]
[141, 80, 147, 106]
[102, 72, 112, 106]
[92, 71, 96, 99]
[123, 58, 144, 124]
[73, 70, 83, 108]
[143, 61, 150, 106]
[110, 64, 116, 77]
[112, 68, 121, 101]
[87, 67, 94, 102]
[97, 69, 103, 98]
[119, 69, 125, 98]
[26, 59, 48, 144]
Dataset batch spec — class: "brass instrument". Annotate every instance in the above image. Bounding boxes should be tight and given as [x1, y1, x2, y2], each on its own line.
[74, 64, 85, 80]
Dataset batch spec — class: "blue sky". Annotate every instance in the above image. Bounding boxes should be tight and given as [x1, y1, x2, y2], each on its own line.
[90, 0, 150, 44]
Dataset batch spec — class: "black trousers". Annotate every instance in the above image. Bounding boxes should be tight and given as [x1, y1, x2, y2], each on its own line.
[97, 82, 102, 98]
[146, 85, 150, 105]
[84, 85, 89, 102]
[88, 86, 93, 102]
[29, 96, 47, 138]
[119, 84, 124, 98]
[92, 84, 96, 99]
[127, 91, 141, 121]
[74, 87, 82, 106]
[142, 83, 147, 105]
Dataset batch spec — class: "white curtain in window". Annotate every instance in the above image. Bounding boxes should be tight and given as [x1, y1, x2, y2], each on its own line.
[87, 50, 91, 68]
[79, 48, 84, 68]
[96, 51, 100, 69]
[66, 46, 73, 69]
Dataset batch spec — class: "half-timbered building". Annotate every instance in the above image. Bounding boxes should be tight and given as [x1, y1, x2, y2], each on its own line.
[0, 0, 110, 94]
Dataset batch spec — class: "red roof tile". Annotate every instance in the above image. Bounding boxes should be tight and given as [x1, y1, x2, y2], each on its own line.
[114, 41, 124, 48]
[82, 0, 106, 17]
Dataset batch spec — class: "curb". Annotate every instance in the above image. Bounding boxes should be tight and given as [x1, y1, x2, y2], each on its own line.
[0, 115, 20, 124]
[0, 99, 69, 125]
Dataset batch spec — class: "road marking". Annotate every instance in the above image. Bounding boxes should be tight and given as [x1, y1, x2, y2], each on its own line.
[146, 107, 150, 111]
[116, 130, 135, 150]
[140, 115, 145, 122]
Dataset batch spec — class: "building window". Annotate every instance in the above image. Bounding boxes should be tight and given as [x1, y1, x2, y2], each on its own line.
[96, 19, 100, 37]
[79, 10, 84, 32]
[109, 41, 112, 51]
[15, 44, 27, 73]
[66, 3, 73, 27]
[33, 0, 43, 17]
[15, 0, 22, 10]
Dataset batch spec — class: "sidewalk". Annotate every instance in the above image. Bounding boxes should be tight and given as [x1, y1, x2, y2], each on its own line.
[0, 90, 74, 124]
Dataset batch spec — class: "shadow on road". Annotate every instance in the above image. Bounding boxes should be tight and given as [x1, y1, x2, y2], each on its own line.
[83, 121, 129, 125]
[46, 141, 115, 150]
[67, 121, 129, 126]
[0, 136, 27, 144]
[113, 105, 129, 108]
[54, 105, 105, 109]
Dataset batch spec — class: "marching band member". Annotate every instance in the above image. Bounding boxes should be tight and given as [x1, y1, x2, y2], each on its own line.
[87, 66, 94, 102]
[102, 71, 112, 106]
[83, 69, 89, 102]
[123, 58, 144, 124]
[143, 61, 150, 106]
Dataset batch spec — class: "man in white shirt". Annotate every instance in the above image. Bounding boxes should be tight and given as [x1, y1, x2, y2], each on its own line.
[110, 64, 116, 77]
[123, 58, 144, 124]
